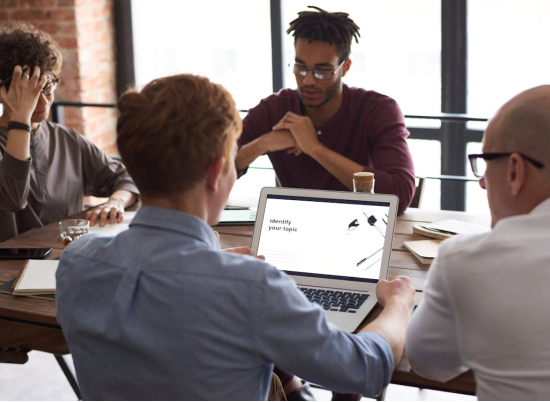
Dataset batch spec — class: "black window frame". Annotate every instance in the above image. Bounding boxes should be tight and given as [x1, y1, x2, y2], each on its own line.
[114, 0, 482, 211]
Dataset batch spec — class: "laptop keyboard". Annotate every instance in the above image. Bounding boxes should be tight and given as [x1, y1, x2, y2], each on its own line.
[298, 287, 369, 313]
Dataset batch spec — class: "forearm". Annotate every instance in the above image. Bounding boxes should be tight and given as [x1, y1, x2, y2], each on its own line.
[308, 143, 365, 190]
[109, 189, 137, 208]
[235, 135, 270, 172]
[0, 152, 32, 211]
[5, 132, 31, 161]
[5, 114, 32, 161]
[360, 299, 412, 368]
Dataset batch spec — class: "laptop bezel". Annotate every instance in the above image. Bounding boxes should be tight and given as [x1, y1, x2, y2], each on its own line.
[251, 187, 398, 292]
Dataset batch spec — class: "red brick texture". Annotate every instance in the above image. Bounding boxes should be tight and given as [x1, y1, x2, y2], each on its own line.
[1, 0, 118, 155]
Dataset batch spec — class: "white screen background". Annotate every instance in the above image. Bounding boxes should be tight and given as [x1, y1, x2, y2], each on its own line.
[256, 197, 390, 281]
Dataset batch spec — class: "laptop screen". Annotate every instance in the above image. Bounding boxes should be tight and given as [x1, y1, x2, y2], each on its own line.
[254, 192, 394, 284]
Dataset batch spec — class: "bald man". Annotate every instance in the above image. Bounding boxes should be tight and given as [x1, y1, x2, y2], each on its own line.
[405, 85, 550, 401]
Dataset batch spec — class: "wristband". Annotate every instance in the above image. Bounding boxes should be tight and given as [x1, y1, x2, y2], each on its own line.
[8, 121, 32, 133]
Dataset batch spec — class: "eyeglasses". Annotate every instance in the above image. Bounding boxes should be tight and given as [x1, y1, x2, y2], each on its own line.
[0, 70, 59, 96]
[41, 75, 60, 96]
[468, 152, 545, 178]
[291, 59, 346, 81]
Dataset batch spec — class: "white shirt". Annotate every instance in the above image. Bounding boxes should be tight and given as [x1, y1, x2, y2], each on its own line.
[406, 198, 550, 401]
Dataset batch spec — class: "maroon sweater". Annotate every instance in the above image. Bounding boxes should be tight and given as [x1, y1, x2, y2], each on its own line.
[239, 84, 415, 214]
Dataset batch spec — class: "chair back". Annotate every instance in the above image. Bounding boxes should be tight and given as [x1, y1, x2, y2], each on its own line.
[410, 177, 425, 208]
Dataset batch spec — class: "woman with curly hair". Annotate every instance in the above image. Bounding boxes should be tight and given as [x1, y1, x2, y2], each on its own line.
[0, 21, 138, 242]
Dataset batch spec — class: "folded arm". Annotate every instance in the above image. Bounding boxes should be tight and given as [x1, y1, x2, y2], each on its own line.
[272, 110, 415, 213]
[235, 130, 298, 172]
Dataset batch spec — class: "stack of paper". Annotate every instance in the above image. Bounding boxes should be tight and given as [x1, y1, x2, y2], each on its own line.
[12, 259, 58, 295]
[0, 260, 58, 300]
[403, 239, 442, 265]
[412, 219, 490, 240]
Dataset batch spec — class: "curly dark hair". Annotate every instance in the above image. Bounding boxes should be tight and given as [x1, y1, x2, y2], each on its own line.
[287, 6, 360, 62]
[0, 21, 63, 88]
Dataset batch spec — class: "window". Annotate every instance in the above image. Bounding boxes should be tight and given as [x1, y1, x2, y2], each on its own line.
[130, 1, 540, 212]
[281, 1, 444, 209]
[132, 0, 272, 110]
[282, 0, 441, 118]
[467, 0, 550, 127]
[407, 139, 441, 210]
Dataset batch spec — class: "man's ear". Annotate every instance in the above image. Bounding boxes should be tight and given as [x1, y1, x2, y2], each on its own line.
[206, 157, 225, 193]
[342, 59, 352, 77]
[508, 153, 526, 196]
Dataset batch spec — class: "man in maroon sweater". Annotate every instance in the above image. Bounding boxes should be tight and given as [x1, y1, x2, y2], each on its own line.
[238, 7, 415, 400]
[237, 6, 415, 215]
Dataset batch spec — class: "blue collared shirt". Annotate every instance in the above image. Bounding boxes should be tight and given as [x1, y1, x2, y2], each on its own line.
[57, 206, 393, 400]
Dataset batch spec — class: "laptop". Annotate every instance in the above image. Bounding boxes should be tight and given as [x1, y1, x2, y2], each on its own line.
[251, 187, 399, 333]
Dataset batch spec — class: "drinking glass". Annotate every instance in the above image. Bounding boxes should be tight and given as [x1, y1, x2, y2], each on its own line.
[59, 219, 90, 246]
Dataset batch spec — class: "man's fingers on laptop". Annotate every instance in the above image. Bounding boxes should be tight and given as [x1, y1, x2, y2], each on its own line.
[376, 276, 415, 307]
[388, 275, 412, 283]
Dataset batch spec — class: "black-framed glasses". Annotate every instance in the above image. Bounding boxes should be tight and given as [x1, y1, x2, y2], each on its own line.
[468, 152, 545, 178]
[291, 59, 346, 81]
[42, 75, 60, 96]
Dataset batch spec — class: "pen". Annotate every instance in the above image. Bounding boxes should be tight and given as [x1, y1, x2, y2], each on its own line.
[0, 67, 31, 89]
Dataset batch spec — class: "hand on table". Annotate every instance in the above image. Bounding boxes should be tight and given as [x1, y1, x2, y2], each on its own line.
[86, 198, 125, 227]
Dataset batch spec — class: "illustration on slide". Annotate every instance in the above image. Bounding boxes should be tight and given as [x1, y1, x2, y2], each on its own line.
[346, 213, 388, 271]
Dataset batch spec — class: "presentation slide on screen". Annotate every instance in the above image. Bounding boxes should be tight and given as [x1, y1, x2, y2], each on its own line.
[256, 196, 390, 281]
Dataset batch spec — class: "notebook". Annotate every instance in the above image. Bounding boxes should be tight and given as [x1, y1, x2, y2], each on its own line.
[403, 239, 442, 264]
[412, 219, 490, 240]
[11, 259, 59, 295]
[0, 278, 55, 300]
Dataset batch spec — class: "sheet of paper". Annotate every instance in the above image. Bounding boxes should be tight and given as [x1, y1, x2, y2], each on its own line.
[403, 239, 441, 259]
[421, 219, 490, 235]
[225, 194, 260, 209]
[87, 211, 137, 237]
[16, 260, 59, 292]
[219, 208, 257, 223]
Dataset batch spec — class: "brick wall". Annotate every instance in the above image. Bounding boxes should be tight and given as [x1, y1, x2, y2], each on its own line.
[0, 0, 118, 155]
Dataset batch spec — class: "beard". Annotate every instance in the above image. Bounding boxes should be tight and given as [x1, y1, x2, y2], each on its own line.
[299, 75, 341, 108]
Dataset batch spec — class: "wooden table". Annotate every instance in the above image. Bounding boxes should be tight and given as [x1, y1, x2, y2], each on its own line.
[0, 208, 488, 395]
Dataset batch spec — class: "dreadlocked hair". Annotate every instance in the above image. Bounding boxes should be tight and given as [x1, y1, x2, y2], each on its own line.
[286, 6, 360, 62]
